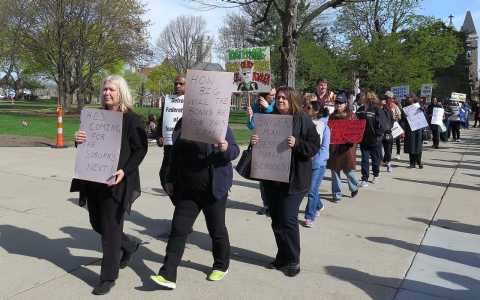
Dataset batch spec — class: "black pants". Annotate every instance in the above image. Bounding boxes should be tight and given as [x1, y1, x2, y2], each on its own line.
[451, 121, 460, 140]
[409, 153, 422, 166]
[263, 181, 304, 265]
[382, 140, 393, 162]
[474, 116, 480, 126]
[86, 184, 135, 281]
[159, 191, 229, 282]
[431, 124, 439, 147]
[441, 119, 450, 142]
[159, 145, 176, 205]
[395, 138, 401, 155]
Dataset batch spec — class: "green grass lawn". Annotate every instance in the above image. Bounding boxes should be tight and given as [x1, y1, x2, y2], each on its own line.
[0, 106, 252, 145]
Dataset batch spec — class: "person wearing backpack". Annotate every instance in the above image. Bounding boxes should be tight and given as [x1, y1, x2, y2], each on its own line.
[356, 90, 387, 186]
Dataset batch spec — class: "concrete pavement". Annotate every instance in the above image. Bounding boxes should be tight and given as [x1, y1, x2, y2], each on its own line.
[0, 127, 479, 299]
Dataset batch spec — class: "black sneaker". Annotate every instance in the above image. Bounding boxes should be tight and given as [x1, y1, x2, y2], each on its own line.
[93, 280, 115, 295]
[267, 260, 288, 269]
[120, 241, 140, 269]
[288, 263, 300, 277]
[351, 190, 358, 198]
[257, 207, 268, 215]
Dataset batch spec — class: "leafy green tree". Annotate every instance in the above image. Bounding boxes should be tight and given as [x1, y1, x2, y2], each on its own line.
[145, 64, 179, 101]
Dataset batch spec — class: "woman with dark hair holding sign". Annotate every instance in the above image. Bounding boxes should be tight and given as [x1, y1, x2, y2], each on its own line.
[250, 86, 320, 277]
[71, 75, 148, 295]
[150, 117, 239, 289]
[326, 94, 360, 202]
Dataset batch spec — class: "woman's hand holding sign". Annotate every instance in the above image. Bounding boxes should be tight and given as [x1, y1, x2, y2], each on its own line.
[218, 140, 228, 152]
[75, 131, 87, 144]
[286, 136, 296, 148]
[108, 169, 124, 187]
[250, 134, 259, 146]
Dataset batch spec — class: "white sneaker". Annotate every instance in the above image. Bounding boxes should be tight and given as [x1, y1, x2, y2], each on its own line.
[387, 164, 392, 172]
[423, 140, 428, 144]
[360, 181, 369, 188]
[372, 177, 379, 184]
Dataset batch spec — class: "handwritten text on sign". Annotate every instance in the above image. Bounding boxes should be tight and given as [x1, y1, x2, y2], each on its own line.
[391, 121, 405, 138]
[328, 119, 366, 144]
[431, 107, 444, 125]
[74, 108, 122, 184]
[251, 114, 292, 183]
[181, 70, 234, 144]
[162, 95, 183, 145]
[403, 103, 428, 131]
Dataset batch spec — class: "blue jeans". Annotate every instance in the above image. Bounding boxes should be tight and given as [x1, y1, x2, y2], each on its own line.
[331, 169, 359, 200]
[360, 144, 382, 182]
[304, 166, 326, 220]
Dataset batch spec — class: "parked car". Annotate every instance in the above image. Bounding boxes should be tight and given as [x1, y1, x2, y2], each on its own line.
[24, 94, 39, 100]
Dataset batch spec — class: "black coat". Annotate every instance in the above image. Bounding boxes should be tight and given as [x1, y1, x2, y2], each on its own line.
[402, 104, 424, 154]
[71, 110, 148, 214]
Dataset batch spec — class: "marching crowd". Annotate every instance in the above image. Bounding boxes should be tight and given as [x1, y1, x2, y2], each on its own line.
[70, 74, 475, 295]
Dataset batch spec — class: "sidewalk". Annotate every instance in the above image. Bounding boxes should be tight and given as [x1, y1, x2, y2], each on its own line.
[0, 128, 479, 299]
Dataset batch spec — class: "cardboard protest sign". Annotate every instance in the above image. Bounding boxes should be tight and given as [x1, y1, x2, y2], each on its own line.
[74, 108, 122, 184]
[391, 86, 409, 100]
[391, 121, 405, 138]
[431, 107, 444, 125]
[403, 103, 428, 131]
[328, 119, 366, 145]
[421, 84, 433, 101]
[225, 47, 271, 93]
[251, 114, 292, 183]
[312, 120, 325, 143]
[450, 106, 461, 121]
[451, 92, 466, 101]
[162, 95, 183, 145]
[181, 70, 234, 144]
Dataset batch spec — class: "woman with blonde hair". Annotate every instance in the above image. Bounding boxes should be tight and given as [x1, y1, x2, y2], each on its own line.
[355, 90, 387, 187]
[71, 75, 148, 295]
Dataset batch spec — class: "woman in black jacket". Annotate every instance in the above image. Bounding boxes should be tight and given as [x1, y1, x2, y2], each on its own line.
[72, 75, 148, 295]
[378, 94, 394, 172]
[427, 97, 443, 149]
[402, 93, 426, 168]
[250, 86, 320, 277]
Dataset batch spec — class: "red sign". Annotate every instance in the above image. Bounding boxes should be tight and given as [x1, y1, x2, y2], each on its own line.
[328, 119, 366, 145]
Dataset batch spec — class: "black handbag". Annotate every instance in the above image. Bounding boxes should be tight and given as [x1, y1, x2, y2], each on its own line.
[383, 133, 394, 143]
[235, 145, 257, 180]
[423, 128, 432, 140]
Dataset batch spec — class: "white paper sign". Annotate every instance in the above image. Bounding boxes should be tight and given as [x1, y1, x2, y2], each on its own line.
[181, 70, 234, 144]
[421, 84, 433, 101]
[162, 95, 183, 145]
[391, 121, 404, 138]
[391, 86, 409, 100]
[431, 107, 444, 125]
[312, 120, 325, 143]
[403, 103, 428, 131]
[451, 92, 467, 101]
[251, 114, 292, 183]
[74, 108, 122, 184]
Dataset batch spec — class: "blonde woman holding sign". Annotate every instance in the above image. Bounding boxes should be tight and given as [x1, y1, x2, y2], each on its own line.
[71, 75, 148, 295]
[250, 86, 320, 277]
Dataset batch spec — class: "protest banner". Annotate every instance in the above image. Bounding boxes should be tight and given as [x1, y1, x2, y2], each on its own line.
[312, 120, 325, 143]
[451, 92, 467, 101]
[162, 95, 184, 145]
[74, 108, 122, 184]
[225, 46, 271, 93]
[391, 121, 405, 138]
[403, 103, 428, 131]
[391, 86, 409, 100]
[450, 105, 461, 121]
[251, 114, 292, 183]
[328, 119, 366, 144]
[431, 107, 444, 125]
[181, 70, 234, 144]
[421, 84, 433, 101]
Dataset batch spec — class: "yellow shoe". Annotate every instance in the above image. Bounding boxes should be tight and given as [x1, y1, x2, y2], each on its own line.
[150, 275, 176, 289]
[207, 270, 228, 281]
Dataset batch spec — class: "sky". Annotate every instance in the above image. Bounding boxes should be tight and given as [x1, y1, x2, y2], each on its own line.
[142, 0, 480, 64]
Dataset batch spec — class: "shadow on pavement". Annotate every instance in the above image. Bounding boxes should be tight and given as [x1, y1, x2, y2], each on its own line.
[409, 217, 480, 235]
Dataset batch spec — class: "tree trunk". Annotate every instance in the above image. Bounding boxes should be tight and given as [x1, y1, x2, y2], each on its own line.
[280, 0, 298, 87]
